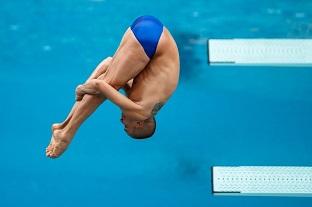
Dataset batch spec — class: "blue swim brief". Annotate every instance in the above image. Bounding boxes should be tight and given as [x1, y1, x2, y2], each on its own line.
[130, 15, 164, 59]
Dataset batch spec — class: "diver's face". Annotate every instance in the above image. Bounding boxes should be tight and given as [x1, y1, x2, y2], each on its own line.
[120, 114, 144, 134]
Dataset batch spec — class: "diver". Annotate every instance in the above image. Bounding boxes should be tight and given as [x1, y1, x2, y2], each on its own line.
[46, 16, 180, 158]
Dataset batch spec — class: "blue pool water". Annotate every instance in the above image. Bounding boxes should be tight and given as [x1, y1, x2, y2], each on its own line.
[1, 0, 312, 206]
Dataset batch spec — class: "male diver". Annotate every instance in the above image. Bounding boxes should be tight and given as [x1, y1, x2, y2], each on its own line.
[46, 16, 180, 158]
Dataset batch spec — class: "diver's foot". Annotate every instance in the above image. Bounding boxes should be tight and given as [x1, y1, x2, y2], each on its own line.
[46, 129, 74, 158]
[51, 123, 63, 132]
[51, 114, 74, 132]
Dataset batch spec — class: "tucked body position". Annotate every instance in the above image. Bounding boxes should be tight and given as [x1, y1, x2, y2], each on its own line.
[46, 15, 180, 158]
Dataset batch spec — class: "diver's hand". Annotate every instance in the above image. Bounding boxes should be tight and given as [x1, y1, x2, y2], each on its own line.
[75, 81, 100, 101]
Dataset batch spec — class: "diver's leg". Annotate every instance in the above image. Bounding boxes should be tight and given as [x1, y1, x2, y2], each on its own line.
[52, 27, 150, 132]
[52, 57, 112, 132]
[46, 28, 150, 158]
[46, 73, 108, 158]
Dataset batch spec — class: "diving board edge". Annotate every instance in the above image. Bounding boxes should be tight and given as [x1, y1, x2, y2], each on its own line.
[207, 39, 312, 67]
[212, 166, 312, 197]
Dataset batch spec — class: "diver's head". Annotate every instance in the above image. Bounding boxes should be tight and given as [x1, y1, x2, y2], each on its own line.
[120, 114, 156, 139]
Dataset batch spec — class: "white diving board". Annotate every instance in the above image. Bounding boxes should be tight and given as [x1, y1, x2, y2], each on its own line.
[212, 166, 312, 197]
[208, 39, 312, 67]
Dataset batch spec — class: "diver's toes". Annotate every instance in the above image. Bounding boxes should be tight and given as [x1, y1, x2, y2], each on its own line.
[46, 145, 55, 157]
[51, 147, 60, 158]
[46, 145, 52, 153]
[50, 152, 58, 158]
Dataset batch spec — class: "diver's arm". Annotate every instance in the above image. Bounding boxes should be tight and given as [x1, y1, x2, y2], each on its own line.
[75, 57, 112, 101]
[76, 79, 143, 112]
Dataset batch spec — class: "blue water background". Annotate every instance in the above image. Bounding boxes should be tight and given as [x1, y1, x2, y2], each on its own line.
[0, 0, 312, 206]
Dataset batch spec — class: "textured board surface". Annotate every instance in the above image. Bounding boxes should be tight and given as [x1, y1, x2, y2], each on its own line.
[208, 39, 312, 66]
[212, 166, 312, 196]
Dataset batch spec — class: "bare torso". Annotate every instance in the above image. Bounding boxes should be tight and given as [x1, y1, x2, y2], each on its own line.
[102, 27, 180, 118]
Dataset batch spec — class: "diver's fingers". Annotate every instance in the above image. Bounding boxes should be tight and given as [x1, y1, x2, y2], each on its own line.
[80, 85, 100, 95]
